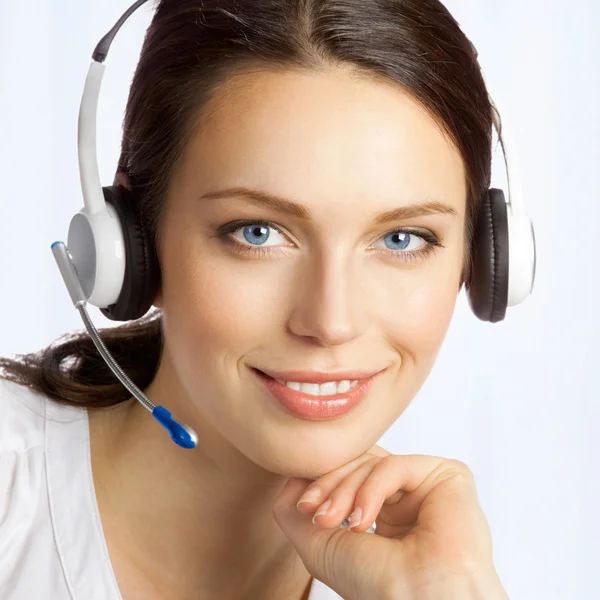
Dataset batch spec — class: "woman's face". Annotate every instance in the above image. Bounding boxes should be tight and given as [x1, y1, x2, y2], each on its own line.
[154, 67, 467, 478]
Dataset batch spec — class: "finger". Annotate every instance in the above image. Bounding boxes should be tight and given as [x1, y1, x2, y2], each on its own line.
[366, 443, 392, 458]
[309, 457, 381, 529]
[272, 477, 353, 563]
[295, 452, 378, 513]
[354, 455, 479, 534]
[272, 476, 394, 598]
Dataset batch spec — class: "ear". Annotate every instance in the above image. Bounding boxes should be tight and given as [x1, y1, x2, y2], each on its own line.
[153, 289, 163, 309]
[113, 171, 131, 190]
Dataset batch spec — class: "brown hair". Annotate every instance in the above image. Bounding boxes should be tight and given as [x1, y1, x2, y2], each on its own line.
[0, 0, 501, 408]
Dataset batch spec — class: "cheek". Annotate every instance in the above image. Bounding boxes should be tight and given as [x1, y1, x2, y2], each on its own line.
[372, 257, 462, 364]
[158, 230, 279, 364]
[401, 278, 457, 354]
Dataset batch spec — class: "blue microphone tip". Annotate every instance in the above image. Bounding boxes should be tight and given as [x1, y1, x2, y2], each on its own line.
[152, 405, 197, 449]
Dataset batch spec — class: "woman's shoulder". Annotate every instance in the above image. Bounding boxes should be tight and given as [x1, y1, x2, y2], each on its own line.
[0, 379, 83, 599]
[0, 380, 51, 596]
[0, 379, 49, 521]
[0, 378, 48, 454]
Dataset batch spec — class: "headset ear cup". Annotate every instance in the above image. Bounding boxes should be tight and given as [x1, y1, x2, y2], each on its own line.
[466, 188, 510, 322]
[99, 185, 160, 321]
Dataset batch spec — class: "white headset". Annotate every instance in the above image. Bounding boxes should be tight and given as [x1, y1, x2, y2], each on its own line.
[50, 0, 536, 449]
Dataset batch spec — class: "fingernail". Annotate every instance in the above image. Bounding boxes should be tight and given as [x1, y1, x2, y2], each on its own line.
[296, 486, 322, 508]
[348, 507, 362, 528]
[312, 499, 332, 524]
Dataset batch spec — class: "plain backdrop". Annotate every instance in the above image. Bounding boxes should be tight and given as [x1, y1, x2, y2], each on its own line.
[0, 1, 598, 598]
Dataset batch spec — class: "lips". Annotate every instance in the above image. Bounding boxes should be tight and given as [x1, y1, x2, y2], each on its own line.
[252, 367, 384, 421]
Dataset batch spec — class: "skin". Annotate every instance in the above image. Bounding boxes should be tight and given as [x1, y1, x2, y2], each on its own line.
[88, 65, 469, 600]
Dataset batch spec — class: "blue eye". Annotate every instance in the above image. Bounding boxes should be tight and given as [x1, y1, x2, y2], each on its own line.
[217, 220, 441, 262]
[230, 222, 288, 247]
[242, 224, 270, 245]
[381, 231, 425, 252]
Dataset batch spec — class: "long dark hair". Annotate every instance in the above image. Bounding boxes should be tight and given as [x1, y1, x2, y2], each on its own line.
[0, 0, 500, 408]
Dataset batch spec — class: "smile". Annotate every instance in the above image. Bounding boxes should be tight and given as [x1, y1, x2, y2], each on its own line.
[273, 379, 359, 395]
[251, 367, 386, 421]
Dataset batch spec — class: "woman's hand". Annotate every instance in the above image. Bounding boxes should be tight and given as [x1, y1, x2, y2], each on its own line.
[272, 446, 509, 600]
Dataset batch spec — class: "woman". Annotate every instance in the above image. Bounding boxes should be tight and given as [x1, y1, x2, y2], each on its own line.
[0, 0, 516, 598]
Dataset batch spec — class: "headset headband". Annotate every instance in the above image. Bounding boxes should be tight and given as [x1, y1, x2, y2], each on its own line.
[79, 0, 524, 223]
[72, 0, 534, 317]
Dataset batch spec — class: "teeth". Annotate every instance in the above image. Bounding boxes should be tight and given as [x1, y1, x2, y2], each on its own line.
[299, 383, 320, 395]
[319, 381, 338, 396]
[276, 379, 359, 396]
[337, 380, 350, 393]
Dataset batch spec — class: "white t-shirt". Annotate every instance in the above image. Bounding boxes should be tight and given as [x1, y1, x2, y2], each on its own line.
[0, 378, 348, 600]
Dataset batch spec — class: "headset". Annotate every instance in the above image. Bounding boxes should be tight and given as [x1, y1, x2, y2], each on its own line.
[50, 0, 536, 450]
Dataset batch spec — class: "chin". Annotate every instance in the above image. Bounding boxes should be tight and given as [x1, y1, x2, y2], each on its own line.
[245, 432, 376, 482]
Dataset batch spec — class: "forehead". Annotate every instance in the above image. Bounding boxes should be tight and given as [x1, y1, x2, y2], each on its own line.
[176, 67, 466, 216]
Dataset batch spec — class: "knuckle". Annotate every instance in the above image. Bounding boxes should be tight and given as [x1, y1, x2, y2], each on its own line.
[447, 458, 470, 472]
[367, 455, 385, 468]
[426, 458, 474, 488]
[379, 453, 396, 464]
[444, 459, 475, 483]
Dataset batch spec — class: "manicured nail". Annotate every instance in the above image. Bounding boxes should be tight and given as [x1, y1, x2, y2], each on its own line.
[296, 486, 322, 508]
[312, 499, 332, 524]
[348, 506, 362, 528]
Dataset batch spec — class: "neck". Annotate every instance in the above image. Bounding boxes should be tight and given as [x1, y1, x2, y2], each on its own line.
[88, 357, 312, 599]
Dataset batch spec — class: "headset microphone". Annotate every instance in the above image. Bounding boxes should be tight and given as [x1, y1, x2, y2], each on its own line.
[50, 241, 198, 449]
[49, 0, 197, 450]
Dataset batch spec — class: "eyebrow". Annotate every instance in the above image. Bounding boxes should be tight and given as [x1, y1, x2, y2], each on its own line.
[200, 186, 458, 223]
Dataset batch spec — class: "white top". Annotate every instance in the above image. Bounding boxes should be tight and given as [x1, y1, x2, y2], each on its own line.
[0, 379, 345, 600]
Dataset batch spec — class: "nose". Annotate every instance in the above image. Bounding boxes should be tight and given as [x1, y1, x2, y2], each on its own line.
[286, 252, 369, 347]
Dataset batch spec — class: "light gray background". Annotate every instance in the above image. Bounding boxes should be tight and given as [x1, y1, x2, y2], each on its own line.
[0, 1, 598, 598]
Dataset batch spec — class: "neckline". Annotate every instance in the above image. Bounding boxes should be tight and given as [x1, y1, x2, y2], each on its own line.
[44, 395, 330, 600]
[45, 396, 125, 600]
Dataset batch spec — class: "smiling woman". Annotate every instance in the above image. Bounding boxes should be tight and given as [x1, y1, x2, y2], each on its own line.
[0, 1, 516, 599]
